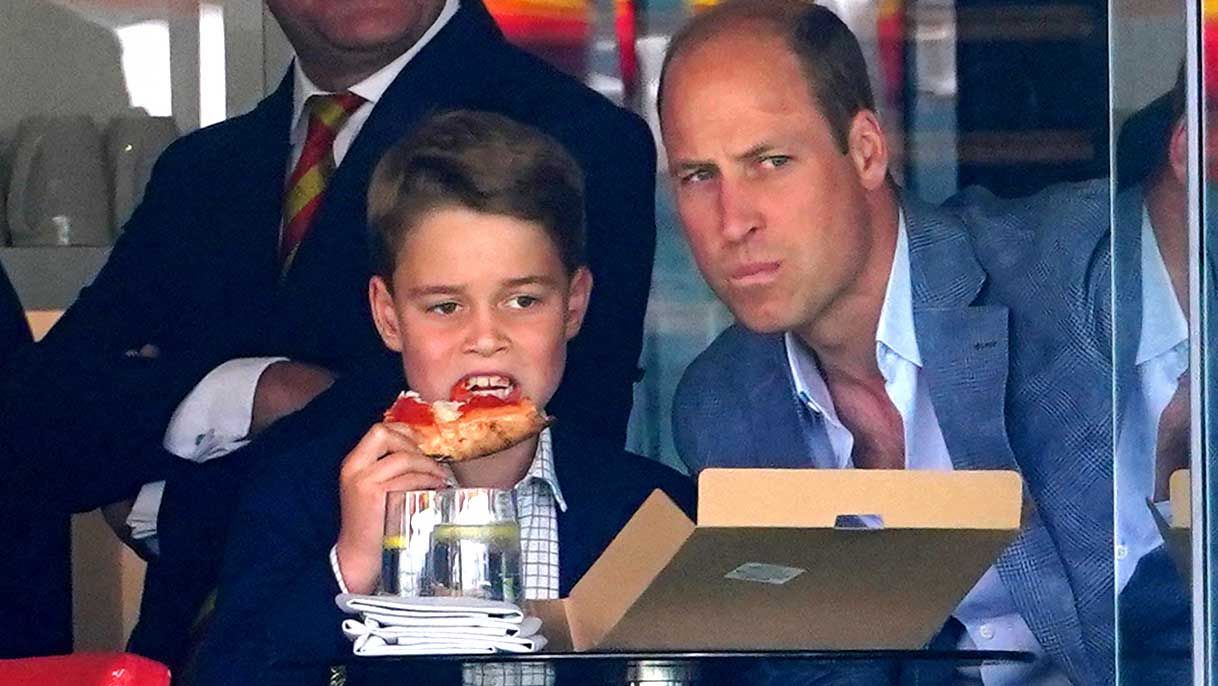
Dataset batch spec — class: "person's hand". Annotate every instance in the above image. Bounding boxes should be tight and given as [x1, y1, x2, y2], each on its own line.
[335, 423, 452, 594]
[249, 360, 336, 435]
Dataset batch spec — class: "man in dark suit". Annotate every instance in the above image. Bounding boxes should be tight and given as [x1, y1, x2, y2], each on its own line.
[659, 2, 1112, 683]
[0, 264, 64, 660]
[0, 0, 656, 668]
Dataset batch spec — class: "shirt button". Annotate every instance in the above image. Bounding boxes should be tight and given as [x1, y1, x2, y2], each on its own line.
[1115, 545, 1128, 560]
[979, 624, 995, 640]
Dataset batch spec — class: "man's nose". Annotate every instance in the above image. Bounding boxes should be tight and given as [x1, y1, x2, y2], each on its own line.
[718, 181, 762, 242]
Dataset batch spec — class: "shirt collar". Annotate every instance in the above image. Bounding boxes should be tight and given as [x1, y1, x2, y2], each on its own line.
[290, 0, 460, 144]
[514, 428, 567, 512]
[784, 211, 919, 423]
[875, 211, 921, 367]
[1138, 205, 1189, 365]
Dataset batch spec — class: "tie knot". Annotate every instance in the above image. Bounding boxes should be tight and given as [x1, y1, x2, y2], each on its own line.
[305, 91, 365, 132]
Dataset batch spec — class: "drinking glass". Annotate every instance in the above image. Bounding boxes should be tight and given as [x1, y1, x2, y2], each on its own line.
[381, 490, 439, 596]
[424, 488, 523, 604]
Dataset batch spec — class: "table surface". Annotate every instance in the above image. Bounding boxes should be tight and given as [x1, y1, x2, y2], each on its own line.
[330, 649, 1035, 685]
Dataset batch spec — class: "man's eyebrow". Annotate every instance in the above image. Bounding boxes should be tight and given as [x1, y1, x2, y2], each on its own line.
[667, 143, 780, 175]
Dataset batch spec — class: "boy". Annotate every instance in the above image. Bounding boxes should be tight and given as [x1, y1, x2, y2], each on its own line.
[192, 110, 695, 685]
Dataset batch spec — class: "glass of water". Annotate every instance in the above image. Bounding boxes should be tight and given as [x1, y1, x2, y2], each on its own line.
[382, 490, 439, 596]
[424, 488, 523, 605]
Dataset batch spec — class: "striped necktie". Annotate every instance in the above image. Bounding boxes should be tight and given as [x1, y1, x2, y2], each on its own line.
[281, 91, 365, 272]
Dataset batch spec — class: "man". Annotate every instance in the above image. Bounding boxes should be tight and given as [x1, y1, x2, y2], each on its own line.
[660, 2, 1111, 684]
[0, 0, 657, 667]
[1113, 68, 1199, 683]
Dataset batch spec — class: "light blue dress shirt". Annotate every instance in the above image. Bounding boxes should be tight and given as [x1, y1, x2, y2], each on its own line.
[1115, 207, 1188, 591]
[783, 216, 1067, 686]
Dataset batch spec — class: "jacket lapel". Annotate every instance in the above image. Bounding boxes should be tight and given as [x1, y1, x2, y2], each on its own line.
[744, 334, 826, 468]
[1113, 187, 1144, 429]
[903, 195, 1090, 683]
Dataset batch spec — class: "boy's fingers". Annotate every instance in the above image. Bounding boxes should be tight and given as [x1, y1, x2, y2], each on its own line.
[363, 451, 450, 485]
[381, 472, 450, 494]
[342, 423, 421, 474]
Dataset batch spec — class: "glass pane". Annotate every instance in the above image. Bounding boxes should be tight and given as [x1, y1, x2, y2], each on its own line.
[1112, 0, 1195, 681]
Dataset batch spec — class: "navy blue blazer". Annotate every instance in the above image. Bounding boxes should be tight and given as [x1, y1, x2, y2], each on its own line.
[0, 0, 656, 515]
[190, 354, 695, 686]
[673, 181, 1114, 685]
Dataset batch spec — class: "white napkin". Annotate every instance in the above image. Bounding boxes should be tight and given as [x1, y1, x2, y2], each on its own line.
[336, 594, 547, 656]
[342, 617, 547, 656]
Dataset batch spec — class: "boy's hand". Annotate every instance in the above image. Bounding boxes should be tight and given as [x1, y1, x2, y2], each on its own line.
[335, 423, 452, 594]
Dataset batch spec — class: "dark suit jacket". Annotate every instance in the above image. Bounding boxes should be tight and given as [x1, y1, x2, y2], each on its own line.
[190, 354, 695, 686]
[673, 181, 1114, 685]
[0, 0, 655, 515]
[1, 1, 656, 668]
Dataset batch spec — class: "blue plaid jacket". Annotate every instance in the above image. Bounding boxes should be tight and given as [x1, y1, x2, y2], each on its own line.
[673, 180, 1114, 685]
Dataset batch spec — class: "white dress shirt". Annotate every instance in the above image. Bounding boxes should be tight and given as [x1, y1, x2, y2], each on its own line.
[784, 216, 1066, 686]
[1114, 207, 1188, 590]
[127, 0, 462, 538]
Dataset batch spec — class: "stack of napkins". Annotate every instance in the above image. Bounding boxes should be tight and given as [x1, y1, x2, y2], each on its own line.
[336, 594, 548, 656]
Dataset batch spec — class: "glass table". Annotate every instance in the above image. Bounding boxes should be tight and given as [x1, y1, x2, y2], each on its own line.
[327, 649, 1033, 685]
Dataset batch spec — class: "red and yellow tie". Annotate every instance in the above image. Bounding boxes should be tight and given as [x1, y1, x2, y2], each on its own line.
[281, 91, 366, 271]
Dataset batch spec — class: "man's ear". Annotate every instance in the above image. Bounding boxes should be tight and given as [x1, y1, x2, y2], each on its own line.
[563, 267, 594, 341]
[369, 275, 404, 352]
[846, 110, 890, 191]
[1169, 117, 1188, 186]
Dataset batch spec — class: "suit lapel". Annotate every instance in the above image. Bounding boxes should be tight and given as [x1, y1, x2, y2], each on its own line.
[905, 196, 1015, 472]
[744, 335, 825, 468]
[903, 196, 1090, 682]
[1113, 187, 1144, 429]
[231, 70, 293, 299]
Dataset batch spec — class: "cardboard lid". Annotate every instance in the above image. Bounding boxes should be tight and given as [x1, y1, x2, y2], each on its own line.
[552, 470, 1022, 652]
[697, 469, 1023, 529]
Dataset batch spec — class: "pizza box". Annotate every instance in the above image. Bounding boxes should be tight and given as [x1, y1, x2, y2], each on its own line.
[1149, 469, 1191, 583]
[528, 468, 1022, 652]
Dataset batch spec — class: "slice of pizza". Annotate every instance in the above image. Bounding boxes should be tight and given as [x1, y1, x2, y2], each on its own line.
[383, 376, 551, 462]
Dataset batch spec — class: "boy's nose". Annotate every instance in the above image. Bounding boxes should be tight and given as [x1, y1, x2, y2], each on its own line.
[465, 312, 509, 356]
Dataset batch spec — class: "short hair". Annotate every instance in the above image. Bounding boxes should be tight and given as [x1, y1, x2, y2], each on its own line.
[367, 110, 586, 282]
[658, 0, 875, 153]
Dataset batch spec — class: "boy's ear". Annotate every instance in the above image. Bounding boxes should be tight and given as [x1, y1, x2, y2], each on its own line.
[369, 275, 404, 352]
[563, 267, 593, 341]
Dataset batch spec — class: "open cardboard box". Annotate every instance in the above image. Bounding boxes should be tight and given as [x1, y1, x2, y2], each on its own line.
[528, 468, 1022, 652]
[1149, 469, 1191, 583]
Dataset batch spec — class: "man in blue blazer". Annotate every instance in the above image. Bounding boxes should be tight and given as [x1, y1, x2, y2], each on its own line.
[1113, 75, 1194, 684]
[659, 2, 1112, 684]
[0, 0, 657, 668]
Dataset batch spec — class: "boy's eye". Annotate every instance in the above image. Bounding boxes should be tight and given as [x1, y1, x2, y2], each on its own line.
[507, 295, 540, 310]
[427, 301, 461, 315]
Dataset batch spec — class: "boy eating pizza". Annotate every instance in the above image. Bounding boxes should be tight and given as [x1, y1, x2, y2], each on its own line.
[191, 110, 694, 686]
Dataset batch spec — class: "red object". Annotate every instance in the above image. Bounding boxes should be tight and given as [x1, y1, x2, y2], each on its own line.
[615, 0, 639, 100]
[0, 653, 170, 686]
[384, 393, 435, 426]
